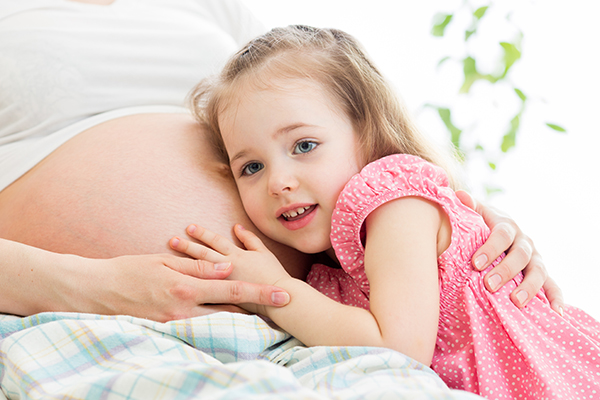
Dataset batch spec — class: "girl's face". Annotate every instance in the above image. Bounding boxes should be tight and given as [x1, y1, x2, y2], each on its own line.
[219, 78, 363, 256]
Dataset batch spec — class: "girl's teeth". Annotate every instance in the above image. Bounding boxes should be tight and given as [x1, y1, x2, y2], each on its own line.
[283, 206, 310, 219]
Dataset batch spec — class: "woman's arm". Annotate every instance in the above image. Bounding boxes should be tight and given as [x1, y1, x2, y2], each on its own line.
[171, 200, 442, 366]
[456, 191, 564, 314]
[0, 238, 290, 321]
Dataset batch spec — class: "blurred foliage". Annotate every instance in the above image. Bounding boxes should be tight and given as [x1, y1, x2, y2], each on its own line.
[429, 1, 566, 196]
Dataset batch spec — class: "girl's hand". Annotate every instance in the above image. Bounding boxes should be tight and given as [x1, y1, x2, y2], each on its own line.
[456, 190, 564, 314]
[170, 224, 292, 311]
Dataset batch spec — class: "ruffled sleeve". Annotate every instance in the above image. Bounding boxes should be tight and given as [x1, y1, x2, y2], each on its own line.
[330, 154, 459, 297]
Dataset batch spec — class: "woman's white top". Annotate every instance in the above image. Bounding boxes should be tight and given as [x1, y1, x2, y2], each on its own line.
[0, 0, 265, 191]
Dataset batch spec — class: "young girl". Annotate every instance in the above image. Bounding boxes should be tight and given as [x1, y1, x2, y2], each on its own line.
[171, 25, 600, 399]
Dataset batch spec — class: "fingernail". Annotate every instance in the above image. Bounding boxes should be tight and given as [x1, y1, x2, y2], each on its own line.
[271, 291, 290, 306]
[214, 262, 230, 271]
[516, 290, 529, 306]
[474, 254, 488, 270]
[188, 224, 197, 234]
[171, 237, 180, 247]
[558, 306, 564, 317]
[488, 274, 502, 291]
[237, 224, 245, 231]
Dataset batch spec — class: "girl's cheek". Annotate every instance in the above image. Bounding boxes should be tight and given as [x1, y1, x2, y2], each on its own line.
[240, 193, 261, 219]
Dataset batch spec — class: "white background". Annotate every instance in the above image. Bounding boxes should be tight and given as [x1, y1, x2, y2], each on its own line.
[244, 0, 600, 320]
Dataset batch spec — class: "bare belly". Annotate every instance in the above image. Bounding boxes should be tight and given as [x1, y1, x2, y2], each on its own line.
[0, 113, 310, 279]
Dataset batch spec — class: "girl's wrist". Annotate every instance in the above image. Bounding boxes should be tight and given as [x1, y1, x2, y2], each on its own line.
[263, 276, 303, 318]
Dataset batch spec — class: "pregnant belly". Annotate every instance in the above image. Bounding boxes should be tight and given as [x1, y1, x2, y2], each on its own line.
[0, 113, 310, 278]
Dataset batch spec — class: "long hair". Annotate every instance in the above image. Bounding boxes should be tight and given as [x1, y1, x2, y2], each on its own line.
[189, 25, 461, 188]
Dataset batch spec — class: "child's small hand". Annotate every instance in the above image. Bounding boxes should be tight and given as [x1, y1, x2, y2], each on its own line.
[170, 224, 291, 291]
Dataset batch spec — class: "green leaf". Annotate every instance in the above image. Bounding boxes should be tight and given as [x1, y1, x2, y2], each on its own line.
[460, 58, 498, 90]
[437, 56, 451, 68]
[432, 13, 453, 37]
[500, 41, 521, 77]
[514, 88, 527, 102]
[460, 56, 481, 93]
[488, 162, 497, 170]
[437, 107, 463, 150]
[474, 6, 489, 20]
[501, 114, 520, 152]
[485, 186, 503, 197]
[546, 123, 567, 133]
[465, 29, 476, 41]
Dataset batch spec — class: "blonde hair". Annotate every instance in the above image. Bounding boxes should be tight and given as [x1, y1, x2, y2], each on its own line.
[189, 25, 461, 188]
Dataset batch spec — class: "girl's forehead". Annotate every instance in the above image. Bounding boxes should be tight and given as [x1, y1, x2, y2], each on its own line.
[221, 75, 342, 117]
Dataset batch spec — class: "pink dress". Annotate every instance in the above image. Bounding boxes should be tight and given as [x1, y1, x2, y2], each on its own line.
[307, 154, 600, 400]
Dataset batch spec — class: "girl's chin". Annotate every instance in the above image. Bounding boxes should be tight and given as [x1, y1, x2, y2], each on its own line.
[290, 240, 331, 256]
[263, 227, 331, 255]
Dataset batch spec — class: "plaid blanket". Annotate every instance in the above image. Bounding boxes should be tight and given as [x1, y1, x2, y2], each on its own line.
[0, 312, 483, 399]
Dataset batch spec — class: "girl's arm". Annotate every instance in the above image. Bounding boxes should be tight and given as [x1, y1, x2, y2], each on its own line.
[171, 196, 442, 365]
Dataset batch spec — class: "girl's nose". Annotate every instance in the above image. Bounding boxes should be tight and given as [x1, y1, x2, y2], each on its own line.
[268, 170, 299, 196]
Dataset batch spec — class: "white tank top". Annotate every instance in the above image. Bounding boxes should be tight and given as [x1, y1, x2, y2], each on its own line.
[0, 0, 265, 190]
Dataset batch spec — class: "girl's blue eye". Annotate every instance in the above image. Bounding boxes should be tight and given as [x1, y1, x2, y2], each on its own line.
[293, 141, 317, 154]
[242, 162, 264, 176]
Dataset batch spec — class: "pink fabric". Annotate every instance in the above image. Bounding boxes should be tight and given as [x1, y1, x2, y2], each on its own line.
[307, 154, 600, 399]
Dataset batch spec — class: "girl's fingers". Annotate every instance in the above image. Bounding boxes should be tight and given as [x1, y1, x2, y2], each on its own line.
[169, 235, 225, 263]
[233, 224, 266, 251]
[186, 224, 234, 255]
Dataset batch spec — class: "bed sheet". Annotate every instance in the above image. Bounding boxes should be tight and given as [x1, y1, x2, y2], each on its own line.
[0, 312, 483, 399]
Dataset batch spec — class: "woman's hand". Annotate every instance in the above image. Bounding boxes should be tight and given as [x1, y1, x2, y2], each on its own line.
[0, 238, 290, 322]
[84, 253, 291, 321]
[169, 224, 292, 314]
[456, 190, 564, 314]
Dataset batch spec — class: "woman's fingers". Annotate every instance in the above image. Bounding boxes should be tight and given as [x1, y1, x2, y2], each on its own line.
[541, 276, 565, 316]
[505, 253, 546, 308]
[456, 191, 562, 311]
[472, 221, 518, 271]
[194, 278, 290, 307]
[476, 225, 530, 287]
[474, 225, 541, 307]
[161, 254, 290, 307]
[472, 224, 564, 313]
[455, 190, 476, 210]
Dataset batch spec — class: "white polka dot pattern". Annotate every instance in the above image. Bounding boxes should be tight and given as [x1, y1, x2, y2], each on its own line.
[306, 154, 600, 399]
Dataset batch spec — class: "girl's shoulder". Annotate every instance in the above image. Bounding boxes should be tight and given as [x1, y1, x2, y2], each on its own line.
[332, 153, 454, 246]
[339, 154, 450, 205]
[358, 154, 449, 187]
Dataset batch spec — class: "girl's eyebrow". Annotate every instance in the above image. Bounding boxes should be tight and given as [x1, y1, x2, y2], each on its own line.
[229, 123, 317, 165]
[229, 150, 248, 166]
[272, 123, 313, 138]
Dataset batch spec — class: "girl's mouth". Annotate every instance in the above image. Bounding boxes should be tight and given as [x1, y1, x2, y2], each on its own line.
[281, 205, 317, 221]
[279, 204, 318, 231]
